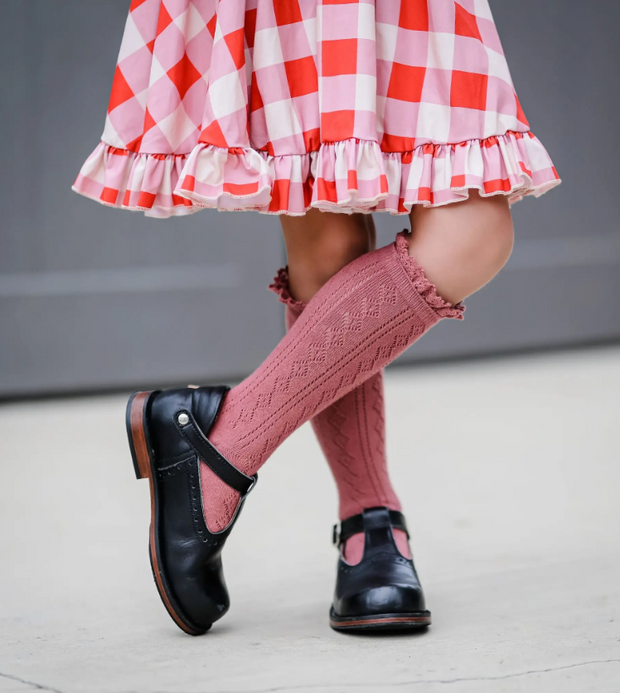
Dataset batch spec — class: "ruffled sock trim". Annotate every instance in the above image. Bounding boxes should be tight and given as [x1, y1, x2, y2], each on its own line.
[268, 266, 308, 312]
[269, 236, 465, 320]
[394, 230, 466, 320]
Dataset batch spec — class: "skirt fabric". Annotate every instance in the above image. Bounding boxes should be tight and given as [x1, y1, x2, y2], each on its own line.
[73, 0, 560, 218]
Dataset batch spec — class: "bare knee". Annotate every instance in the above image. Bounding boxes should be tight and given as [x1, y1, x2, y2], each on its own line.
[304, 222, 371, 285]
[408, 192, 514, 305]
[459, 194, 514, 278]
[281, 211, 373, 302]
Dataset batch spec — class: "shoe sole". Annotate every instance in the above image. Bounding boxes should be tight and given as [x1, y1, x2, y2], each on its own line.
[329, 607, 431, 632]
[125, 391, 210, 636]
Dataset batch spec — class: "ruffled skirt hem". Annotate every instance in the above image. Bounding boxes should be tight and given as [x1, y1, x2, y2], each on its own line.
[72, 131, 560, 220]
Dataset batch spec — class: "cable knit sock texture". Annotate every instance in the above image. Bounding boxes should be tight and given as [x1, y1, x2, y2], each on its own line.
[270, 266, 410, 564]
[272, 267, 401, 521]
[200, 231, 464, 533]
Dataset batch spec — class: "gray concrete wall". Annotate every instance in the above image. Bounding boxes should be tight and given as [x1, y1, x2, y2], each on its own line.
[1, 0, 618, 397]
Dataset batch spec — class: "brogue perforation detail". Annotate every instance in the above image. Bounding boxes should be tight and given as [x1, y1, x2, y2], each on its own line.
[187, 459, 219, 546]
[156, 455, 195, 476]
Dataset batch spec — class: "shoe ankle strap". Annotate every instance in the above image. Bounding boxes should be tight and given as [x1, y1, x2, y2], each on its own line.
[333, 508, 409, 547]
[175, 408, 257, 496]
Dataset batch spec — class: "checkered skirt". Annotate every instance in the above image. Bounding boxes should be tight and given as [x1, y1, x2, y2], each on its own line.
[73, 0, 560, 218]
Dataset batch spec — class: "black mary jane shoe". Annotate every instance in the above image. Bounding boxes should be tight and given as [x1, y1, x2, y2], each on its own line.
[125, 386, 257, 636]
[330, 507, 431, 633]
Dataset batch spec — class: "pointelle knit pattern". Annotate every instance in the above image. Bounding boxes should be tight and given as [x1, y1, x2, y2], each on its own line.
[269, 264, 402, 522]
[201, 230, 464, 531]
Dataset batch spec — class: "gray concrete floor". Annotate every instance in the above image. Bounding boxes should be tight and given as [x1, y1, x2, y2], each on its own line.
[1, 346, 619, 693]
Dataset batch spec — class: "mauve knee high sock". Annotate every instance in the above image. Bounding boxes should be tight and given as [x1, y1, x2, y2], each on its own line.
[269, 267, 411, 563]
[201, 231, 464, 533]
[270, 267, 401, 519]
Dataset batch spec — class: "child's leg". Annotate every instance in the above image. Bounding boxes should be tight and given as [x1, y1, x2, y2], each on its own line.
[407, 191, 514, 304]
[203, 192, 513, 532]
[272, 211, 409, 562]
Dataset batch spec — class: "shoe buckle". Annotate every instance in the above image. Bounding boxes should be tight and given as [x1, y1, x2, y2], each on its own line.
[332, 524, 340, 546]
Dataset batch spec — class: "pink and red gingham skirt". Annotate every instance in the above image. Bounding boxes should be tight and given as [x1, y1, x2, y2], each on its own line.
[73, 0, 560, 218]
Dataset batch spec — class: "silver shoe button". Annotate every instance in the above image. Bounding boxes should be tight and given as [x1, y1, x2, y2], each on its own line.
[177, 412, 189, 426]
